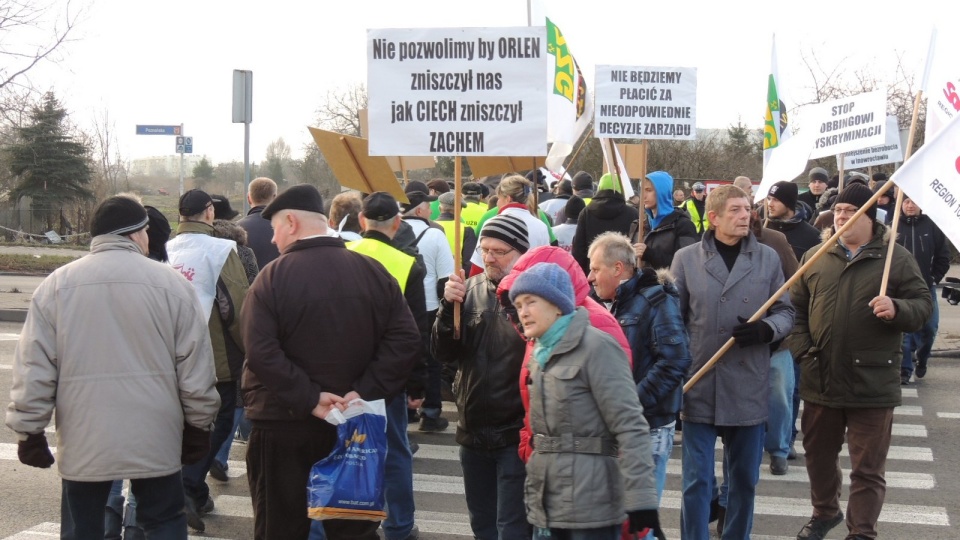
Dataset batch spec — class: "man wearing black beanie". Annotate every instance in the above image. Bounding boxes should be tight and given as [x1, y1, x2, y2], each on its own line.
[787, 182, 932, 540]
[6, 196, 220, 539]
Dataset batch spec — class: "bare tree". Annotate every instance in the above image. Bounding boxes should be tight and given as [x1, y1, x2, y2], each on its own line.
[89, 108, 128, 198]
[0, 0, 81, 94]
[316, 83, 367, 136]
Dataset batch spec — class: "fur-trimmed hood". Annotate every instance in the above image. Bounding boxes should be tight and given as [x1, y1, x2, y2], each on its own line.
[212, 219, 248, 246]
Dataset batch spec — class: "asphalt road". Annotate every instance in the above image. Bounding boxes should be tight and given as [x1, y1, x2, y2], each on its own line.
[2, 308, 960, 539]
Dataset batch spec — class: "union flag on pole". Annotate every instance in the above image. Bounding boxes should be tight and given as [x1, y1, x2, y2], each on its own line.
[763, 35, 791, 169]
[544, 17, 593, 173]
[890, 113, 960, 249]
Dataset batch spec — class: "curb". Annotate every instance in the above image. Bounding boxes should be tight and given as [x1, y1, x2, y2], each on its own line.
[0, 309, 27, 323]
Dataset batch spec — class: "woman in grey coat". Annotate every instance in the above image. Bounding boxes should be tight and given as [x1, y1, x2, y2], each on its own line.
[509, 262, 664, 540]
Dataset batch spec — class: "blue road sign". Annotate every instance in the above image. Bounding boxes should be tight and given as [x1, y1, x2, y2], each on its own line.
[136, 125, 181, 135]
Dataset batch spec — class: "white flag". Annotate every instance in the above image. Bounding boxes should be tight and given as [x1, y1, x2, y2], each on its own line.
[890, 113, 960, 249]
[763, 35, 792, 169]
[922, 27, 960, 143]
[544, 17, 593, 173]
[598, 139, 635, 198]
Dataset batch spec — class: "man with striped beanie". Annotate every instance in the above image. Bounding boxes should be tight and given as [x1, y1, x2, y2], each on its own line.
[432, 213, 532, 540]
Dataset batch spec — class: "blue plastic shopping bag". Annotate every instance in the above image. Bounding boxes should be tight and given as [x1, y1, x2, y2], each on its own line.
[308, 399, 388, 521]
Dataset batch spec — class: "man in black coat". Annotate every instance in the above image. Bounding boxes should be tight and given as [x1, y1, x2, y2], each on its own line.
[237, 177, 281, 268]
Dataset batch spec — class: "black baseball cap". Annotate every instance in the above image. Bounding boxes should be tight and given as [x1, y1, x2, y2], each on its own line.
[179, 189, 213, 216]
[362, 192, 400, 221]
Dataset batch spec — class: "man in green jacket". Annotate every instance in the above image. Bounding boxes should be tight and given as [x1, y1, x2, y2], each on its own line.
[167, 189, 250, 533]
[787, 184, 931, 540]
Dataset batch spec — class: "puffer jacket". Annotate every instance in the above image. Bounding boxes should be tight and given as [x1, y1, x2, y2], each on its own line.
[787, 222, 932, 408]
[606, 267, 691, 429]
[495, 246, 631, 463]
[634, 211, 698, 270]
[765, 213, 822, 261]
[433, 274, 527, 449]
[572, 190, 637, 275]
[525, 309, 657, 529]
[896, 212, 950, 287]
[6, 236, 219, 481]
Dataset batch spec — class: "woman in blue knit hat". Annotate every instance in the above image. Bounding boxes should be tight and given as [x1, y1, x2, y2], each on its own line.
[509, 262, 664, 540]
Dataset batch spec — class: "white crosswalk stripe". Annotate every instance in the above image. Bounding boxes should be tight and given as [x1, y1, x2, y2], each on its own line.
[0, 385, 949, 538]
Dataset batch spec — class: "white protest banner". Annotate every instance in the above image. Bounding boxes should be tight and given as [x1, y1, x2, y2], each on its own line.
[890, 114, 960, 249]
[367, 27, 547, 156]
[593, 65, 697, 140]
[807, 90, 887, 159]
[922, 28, 960, 143]
[840, 116, 903, 169]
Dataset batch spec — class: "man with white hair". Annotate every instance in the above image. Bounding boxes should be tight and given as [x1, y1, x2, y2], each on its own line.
[241, 184, 421, 539]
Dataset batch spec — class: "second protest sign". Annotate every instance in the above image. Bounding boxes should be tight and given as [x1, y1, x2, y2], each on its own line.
[594, 65, 697, 140]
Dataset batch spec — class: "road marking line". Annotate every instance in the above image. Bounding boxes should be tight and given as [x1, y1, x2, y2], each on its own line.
[665, 461, 935, 489]
[937, 412, 960, 419]
[0, 522, 228, 540]
[0, 364, 11, 370]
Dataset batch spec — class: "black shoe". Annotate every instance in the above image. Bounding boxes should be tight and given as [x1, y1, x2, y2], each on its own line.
[407, 409, 420, 423]
[916, 362, 927, 379]
[209, 460, 228, 482]
[419, 415, 449, 432]
[716, 506, 726, 536]
[770, 455, 789, 475]
[199, 496, 214, 515]
[796, 512, 844, 540]
[709, 495, 721, 522]
[184, 498, 205, 533]
[788, 445, 798, 460]
[402, 524, 420, 540]
[900, 374, 911, 386]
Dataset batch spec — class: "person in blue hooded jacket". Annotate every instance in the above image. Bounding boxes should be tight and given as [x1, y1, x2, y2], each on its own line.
[632, 171, 699, 270]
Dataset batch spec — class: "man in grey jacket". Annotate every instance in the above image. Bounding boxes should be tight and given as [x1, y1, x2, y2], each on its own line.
[671, 185, 795, 540]
[6, 196, 220, 540]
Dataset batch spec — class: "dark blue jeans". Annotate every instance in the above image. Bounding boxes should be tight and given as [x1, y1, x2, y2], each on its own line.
[901, 285, 939, 377]
[62, 472, 186, 540]
[681, 422, 764, 540]
[423, 310, 443, 413]
[383, 393, 416, 540]
[459, 444, 529, 540]
[183, 381, 235, 504]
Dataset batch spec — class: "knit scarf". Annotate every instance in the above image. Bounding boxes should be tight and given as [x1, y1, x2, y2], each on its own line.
[531, 312, 575, 369]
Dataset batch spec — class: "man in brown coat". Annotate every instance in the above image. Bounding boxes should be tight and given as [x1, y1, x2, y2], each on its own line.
[241, 184, 421, 540]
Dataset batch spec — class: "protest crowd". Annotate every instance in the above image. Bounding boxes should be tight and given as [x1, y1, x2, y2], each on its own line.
[4, 156, 946, 540]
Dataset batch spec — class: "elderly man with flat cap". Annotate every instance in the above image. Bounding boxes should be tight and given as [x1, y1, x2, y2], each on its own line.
[7, 196, 219, 539]
[241, 184, 421, 540]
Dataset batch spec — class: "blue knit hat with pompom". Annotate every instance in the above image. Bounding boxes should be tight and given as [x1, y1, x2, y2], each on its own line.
[508, 262, 576, 315]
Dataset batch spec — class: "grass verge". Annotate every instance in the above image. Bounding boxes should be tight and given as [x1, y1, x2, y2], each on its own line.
[0, 254, 78, 274]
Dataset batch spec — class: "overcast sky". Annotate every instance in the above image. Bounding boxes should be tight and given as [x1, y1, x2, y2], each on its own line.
[22, 0, 939, 166]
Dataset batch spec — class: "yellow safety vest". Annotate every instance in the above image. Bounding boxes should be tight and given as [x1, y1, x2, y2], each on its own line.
[581, 197, 592, 206]
[347, 238, 415, 293]
[435, 219, 463, 256]
[461, 202, 486, 230]
[685, 199, 710, 233]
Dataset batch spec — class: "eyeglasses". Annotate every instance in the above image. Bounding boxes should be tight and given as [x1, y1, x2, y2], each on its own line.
[833, 207, 860, 217]
[476, 246, 515, 259]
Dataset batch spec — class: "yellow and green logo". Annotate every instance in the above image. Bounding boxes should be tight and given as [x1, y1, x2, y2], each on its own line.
[547, 18, 575, 103]
[764, 74, 789, 151]
[345, 429, 367, 448]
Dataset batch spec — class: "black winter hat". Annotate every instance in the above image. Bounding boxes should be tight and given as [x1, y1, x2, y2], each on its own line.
[479, 214, 530, 254]
[144, 206, 171, 262]
[768, 181, 798, 212]
[564, 196, 586, 222]
[210, 195, 239, 220]
[834, 183, 877, 221]
[572, 171, 593, 191]
[261, 184, 326, 220]
[90, 196, 149, 237]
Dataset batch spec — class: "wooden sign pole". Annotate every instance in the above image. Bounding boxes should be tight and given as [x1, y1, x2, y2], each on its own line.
[684, 179, 897, 393]
[399, 156, 408, 187]
[838, 154, 846, 192]
[879, 91, 924, 296]
[454, 156, 463, 339]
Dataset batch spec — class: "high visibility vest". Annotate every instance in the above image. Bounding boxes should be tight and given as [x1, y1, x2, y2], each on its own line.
[347, 238, 415, 293]
[685, 199, 710, 233]
[461, 202, 486, 229]
[435, 219, 462, 256]
[581, 197, 593, 206]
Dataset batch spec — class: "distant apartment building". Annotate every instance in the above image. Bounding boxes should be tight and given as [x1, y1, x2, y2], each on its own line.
[129, 155, 205, 177]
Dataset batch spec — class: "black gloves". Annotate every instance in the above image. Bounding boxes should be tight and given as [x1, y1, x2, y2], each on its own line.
[628, 509, 666, 539]
[182, 423, 212, 465]
[18, 432, 54, 469]
[732, 316, 774, 348]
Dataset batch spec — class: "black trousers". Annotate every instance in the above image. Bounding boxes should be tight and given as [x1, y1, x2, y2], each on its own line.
[247, 422, 380, 540]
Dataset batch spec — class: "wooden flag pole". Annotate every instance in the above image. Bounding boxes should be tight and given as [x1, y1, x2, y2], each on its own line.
[638, 140, 648, 242]
[879, 91, 924, 296]
[399, 157, 408, 187]
[684, 179, 898, 393]
[838, 154, 846, 192]
[531, 157, 539, 211]
[564, 127, 594, 172]
[454, 156, 463, 339]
